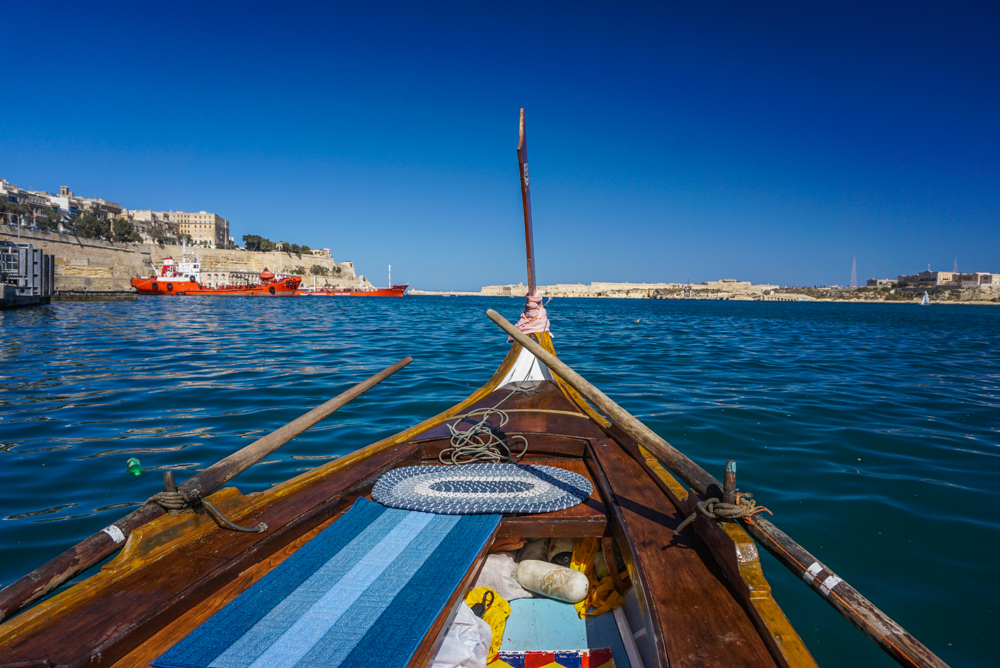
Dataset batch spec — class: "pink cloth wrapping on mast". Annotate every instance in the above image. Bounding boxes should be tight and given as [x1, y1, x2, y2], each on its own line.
[507, 289, 551, 342]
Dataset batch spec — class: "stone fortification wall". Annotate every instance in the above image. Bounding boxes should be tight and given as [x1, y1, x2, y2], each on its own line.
[478, 280, 779, 300]
[1, 228, 150, 290]
[0, 228, 360, 291]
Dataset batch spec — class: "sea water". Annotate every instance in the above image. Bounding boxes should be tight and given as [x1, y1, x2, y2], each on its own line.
[1, 297, 997, 668]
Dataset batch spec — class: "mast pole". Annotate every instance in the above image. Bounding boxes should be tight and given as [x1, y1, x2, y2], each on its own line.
[517, 109, 536, 294]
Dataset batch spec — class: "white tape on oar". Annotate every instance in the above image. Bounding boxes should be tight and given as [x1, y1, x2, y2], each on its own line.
[803, 562, 823, 584]
[102, 525, 125, 544]
[821, 575, 843, 597]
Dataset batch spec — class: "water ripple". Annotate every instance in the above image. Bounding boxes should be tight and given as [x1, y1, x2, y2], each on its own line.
[0, 298, 997, 667]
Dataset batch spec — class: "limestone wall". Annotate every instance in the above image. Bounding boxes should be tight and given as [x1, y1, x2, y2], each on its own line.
[0, 228, 362, 291]
[478, 280, 778, 300]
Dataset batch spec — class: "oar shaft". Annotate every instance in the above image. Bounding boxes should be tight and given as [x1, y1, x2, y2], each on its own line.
[0, 357, 412, 623]
[485, 310, 949, 668]
[517, 109, 536, 295]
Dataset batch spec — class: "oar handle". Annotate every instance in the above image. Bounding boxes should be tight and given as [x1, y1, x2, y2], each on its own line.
[485, 309, 949, 668]
[0, 357, 412, 624]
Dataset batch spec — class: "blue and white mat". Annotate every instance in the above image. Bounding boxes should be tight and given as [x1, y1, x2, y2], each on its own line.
[153, 498, 500, 668]
[372, 463, 593, 515]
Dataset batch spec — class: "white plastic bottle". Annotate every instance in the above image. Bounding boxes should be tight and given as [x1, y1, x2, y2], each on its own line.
[515, 559, 589, 603]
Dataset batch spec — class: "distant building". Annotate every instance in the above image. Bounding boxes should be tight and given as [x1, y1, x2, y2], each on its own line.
[165, 210, 230, 248]
[867, 278, 893, 288]
[954, 272, 1000, 286]
[126, 210, 180, 244]
[0, 178, 57, 227]
[310, 248, 332, 259]
[897, 271, 954, 286]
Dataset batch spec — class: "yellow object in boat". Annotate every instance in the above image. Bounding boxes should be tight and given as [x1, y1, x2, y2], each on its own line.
[466, 586, 510, 663]
[570, 538, 626, 618]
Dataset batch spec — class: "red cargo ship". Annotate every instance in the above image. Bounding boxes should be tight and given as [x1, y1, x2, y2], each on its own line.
[295, 284, 408, 297]
[295, 265, 408, 297]
[132, 257, 300, 296]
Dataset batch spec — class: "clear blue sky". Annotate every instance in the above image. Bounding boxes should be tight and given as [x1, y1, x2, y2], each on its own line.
[2, 1, 997, 290]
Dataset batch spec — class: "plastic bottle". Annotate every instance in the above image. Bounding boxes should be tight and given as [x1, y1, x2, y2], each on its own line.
[515, 560, 589, 603]
[126, 457, 142, 477]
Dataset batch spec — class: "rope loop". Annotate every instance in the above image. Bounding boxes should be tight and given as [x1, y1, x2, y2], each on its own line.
[675, 492, 774, 534]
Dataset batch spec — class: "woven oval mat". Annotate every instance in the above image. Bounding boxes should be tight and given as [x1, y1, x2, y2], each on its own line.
[372, 463, 593, 515]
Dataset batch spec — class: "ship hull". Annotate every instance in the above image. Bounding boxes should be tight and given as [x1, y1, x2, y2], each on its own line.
[295, 284, 408, 297]
[132, 277, 301, 296]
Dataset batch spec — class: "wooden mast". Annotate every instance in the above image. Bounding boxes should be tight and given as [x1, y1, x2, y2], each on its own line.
[517, 108, 536, 294]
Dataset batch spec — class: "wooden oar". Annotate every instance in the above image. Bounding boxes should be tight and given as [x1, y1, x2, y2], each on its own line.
[0, 356, 412, 623]
[486, 309, 949, 668]
[517, 108, 537, 294]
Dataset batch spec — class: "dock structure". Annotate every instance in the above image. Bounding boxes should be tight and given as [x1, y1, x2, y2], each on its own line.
[1, 243, 54, 310]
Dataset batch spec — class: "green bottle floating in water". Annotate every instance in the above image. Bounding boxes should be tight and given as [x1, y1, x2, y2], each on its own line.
[126, 457, 142, 477]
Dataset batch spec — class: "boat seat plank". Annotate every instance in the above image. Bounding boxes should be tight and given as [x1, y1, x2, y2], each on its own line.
[588, 439, 780, 668]
[497, 459, 608, 538]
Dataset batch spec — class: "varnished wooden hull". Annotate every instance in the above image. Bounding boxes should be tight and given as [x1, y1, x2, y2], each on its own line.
[0, 335, 815, 668]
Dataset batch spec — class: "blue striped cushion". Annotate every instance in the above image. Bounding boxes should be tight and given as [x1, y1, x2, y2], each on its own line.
[153, 498, 500, 668]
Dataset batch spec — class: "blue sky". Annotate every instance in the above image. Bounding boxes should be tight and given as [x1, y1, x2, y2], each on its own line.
[2, 1, 997, 290]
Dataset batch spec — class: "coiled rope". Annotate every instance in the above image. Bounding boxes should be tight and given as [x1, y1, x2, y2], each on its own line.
[438, 382, 530, 465]
[675, 492, 772, 534]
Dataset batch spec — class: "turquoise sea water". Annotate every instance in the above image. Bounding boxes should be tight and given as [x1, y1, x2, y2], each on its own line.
[1, 297, 997, 667]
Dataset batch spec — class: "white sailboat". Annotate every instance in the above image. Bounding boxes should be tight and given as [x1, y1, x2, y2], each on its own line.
[921, 291, 930, 305]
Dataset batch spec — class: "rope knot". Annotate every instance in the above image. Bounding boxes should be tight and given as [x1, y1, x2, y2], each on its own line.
[675, 492, 773, 534]
[148, 488, 267, 534]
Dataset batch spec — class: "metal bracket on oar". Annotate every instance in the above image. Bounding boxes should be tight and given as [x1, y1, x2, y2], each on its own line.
[0, 357, 413, 624]
[484, 309, 951, 668]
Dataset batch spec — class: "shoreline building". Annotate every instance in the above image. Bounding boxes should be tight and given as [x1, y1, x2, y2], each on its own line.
[168, 210, 230, 248]
[897, 270, 1000, 287]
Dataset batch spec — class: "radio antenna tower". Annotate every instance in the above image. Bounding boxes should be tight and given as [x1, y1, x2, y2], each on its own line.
[953, 258, 957, 273]
[850, 257, 857, 288]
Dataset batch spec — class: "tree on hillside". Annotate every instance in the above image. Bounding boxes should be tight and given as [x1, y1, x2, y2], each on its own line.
[113, 218, 142, 243]
[310, 265, 329, 276]
[0, 199, 26, 225]
[40, 207, 62, 232]
[76, 214, 110, 240]
[289, 265, 306, 275]
[243, 234, 277, 252]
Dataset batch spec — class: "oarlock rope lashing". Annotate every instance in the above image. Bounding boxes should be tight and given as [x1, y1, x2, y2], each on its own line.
[675, 492, 773, 534]
[148, 489, 267, 533]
